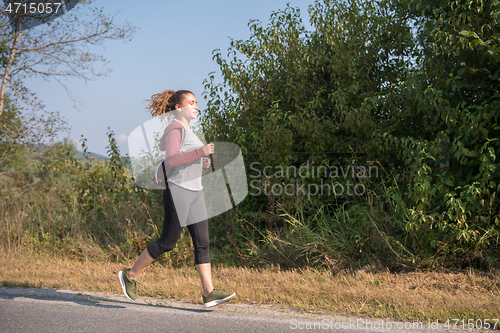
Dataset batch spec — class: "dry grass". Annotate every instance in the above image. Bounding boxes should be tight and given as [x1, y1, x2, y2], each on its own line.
[1, 248, 499, 322]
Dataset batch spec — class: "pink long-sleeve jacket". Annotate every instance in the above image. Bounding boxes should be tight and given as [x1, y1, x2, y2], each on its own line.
[154, 120, 205, 188]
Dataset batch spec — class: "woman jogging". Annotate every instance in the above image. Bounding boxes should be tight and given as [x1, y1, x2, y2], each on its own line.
[119, 89, 235, 308]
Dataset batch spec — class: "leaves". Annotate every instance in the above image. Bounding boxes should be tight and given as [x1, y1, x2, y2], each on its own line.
[201, 0, 500, 268]
[0, 0, 137, 115]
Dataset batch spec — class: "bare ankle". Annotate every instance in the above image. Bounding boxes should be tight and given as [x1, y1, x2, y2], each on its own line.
[128, 271, 138, 280]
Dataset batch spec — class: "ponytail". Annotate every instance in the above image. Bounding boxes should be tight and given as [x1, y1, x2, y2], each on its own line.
[146, 89, 193, 118]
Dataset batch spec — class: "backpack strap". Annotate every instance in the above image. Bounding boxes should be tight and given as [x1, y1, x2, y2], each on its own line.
[154, 126, 187, 186]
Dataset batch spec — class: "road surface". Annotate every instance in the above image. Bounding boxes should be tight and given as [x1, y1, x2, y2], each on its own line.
[0, 286, 485, 333]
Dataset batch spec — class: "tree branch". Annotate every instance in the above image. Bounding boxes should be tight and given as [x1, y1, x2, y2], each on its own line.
[0, 21, 22, 116]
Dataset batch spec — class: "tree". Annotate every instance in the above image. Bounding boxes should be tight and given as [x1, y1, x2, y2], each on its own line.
[201, 0, 415, 167]
[0, 0, 136, 115]
[0, 97, 27, 170]
[379, 0, 500, 263]
[202, 0, 500, 267]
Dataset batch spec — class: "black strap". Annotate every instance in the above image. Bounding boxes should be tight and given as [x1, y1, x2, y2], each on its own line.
[161, 160, 169, 189]
[159, 125, 186, 189]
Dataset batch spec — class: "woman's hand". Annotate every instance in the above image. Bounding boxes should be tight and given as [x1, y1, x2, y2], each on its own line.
[202, 157, 211, 169]
[202, 143, 214, 156]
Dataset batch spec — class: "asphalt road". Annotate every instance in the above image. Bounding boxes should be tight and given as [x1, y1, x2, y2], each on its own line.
[0, 287, 484, 333]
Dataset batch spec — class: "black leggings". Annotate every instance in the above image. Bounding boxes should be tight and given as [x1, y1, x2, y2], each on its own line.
[146, 185, 210, 264]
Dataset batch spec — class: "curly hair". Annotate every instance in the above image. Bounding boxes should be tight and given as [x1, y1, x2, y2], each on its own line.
[146, 89, 193, 118]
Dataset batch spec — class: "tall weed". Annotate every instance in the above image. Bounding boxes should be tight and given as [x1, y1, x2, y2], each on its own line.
[0, 130, 194, 264]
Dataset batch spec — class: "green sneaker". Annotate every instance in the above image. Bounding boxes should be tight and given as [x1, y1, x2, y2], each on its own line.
[118, 268, 138, 301]
[203, 289, 236, 308]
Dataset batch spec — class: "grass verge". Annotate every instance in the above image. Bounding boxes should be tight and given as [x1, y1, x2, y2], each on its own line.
[1, 248, 499, 322]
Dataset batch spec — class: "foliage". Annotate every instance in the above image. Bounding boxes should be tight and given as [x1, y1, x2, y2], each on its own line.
[201, 0, 500, 269]
[0, 0, 134, 173]
[377, 0, 500, 266]
[0, 0, 136, 114]
[1, 0, 499, 271]
[202, 0, 414, 163]
[0, 96, 69, 168]
[0, 131, 195, 264]
[0, 97, 26, 169]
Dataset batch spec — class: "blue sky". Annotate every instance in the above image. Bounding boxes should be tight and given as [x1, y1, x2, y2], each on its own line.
[27, 0, 314, 156]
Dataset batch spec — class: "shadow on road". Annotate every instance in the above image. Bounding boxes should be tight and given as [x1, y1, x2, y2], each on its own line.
[0, 285, 213, 313]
